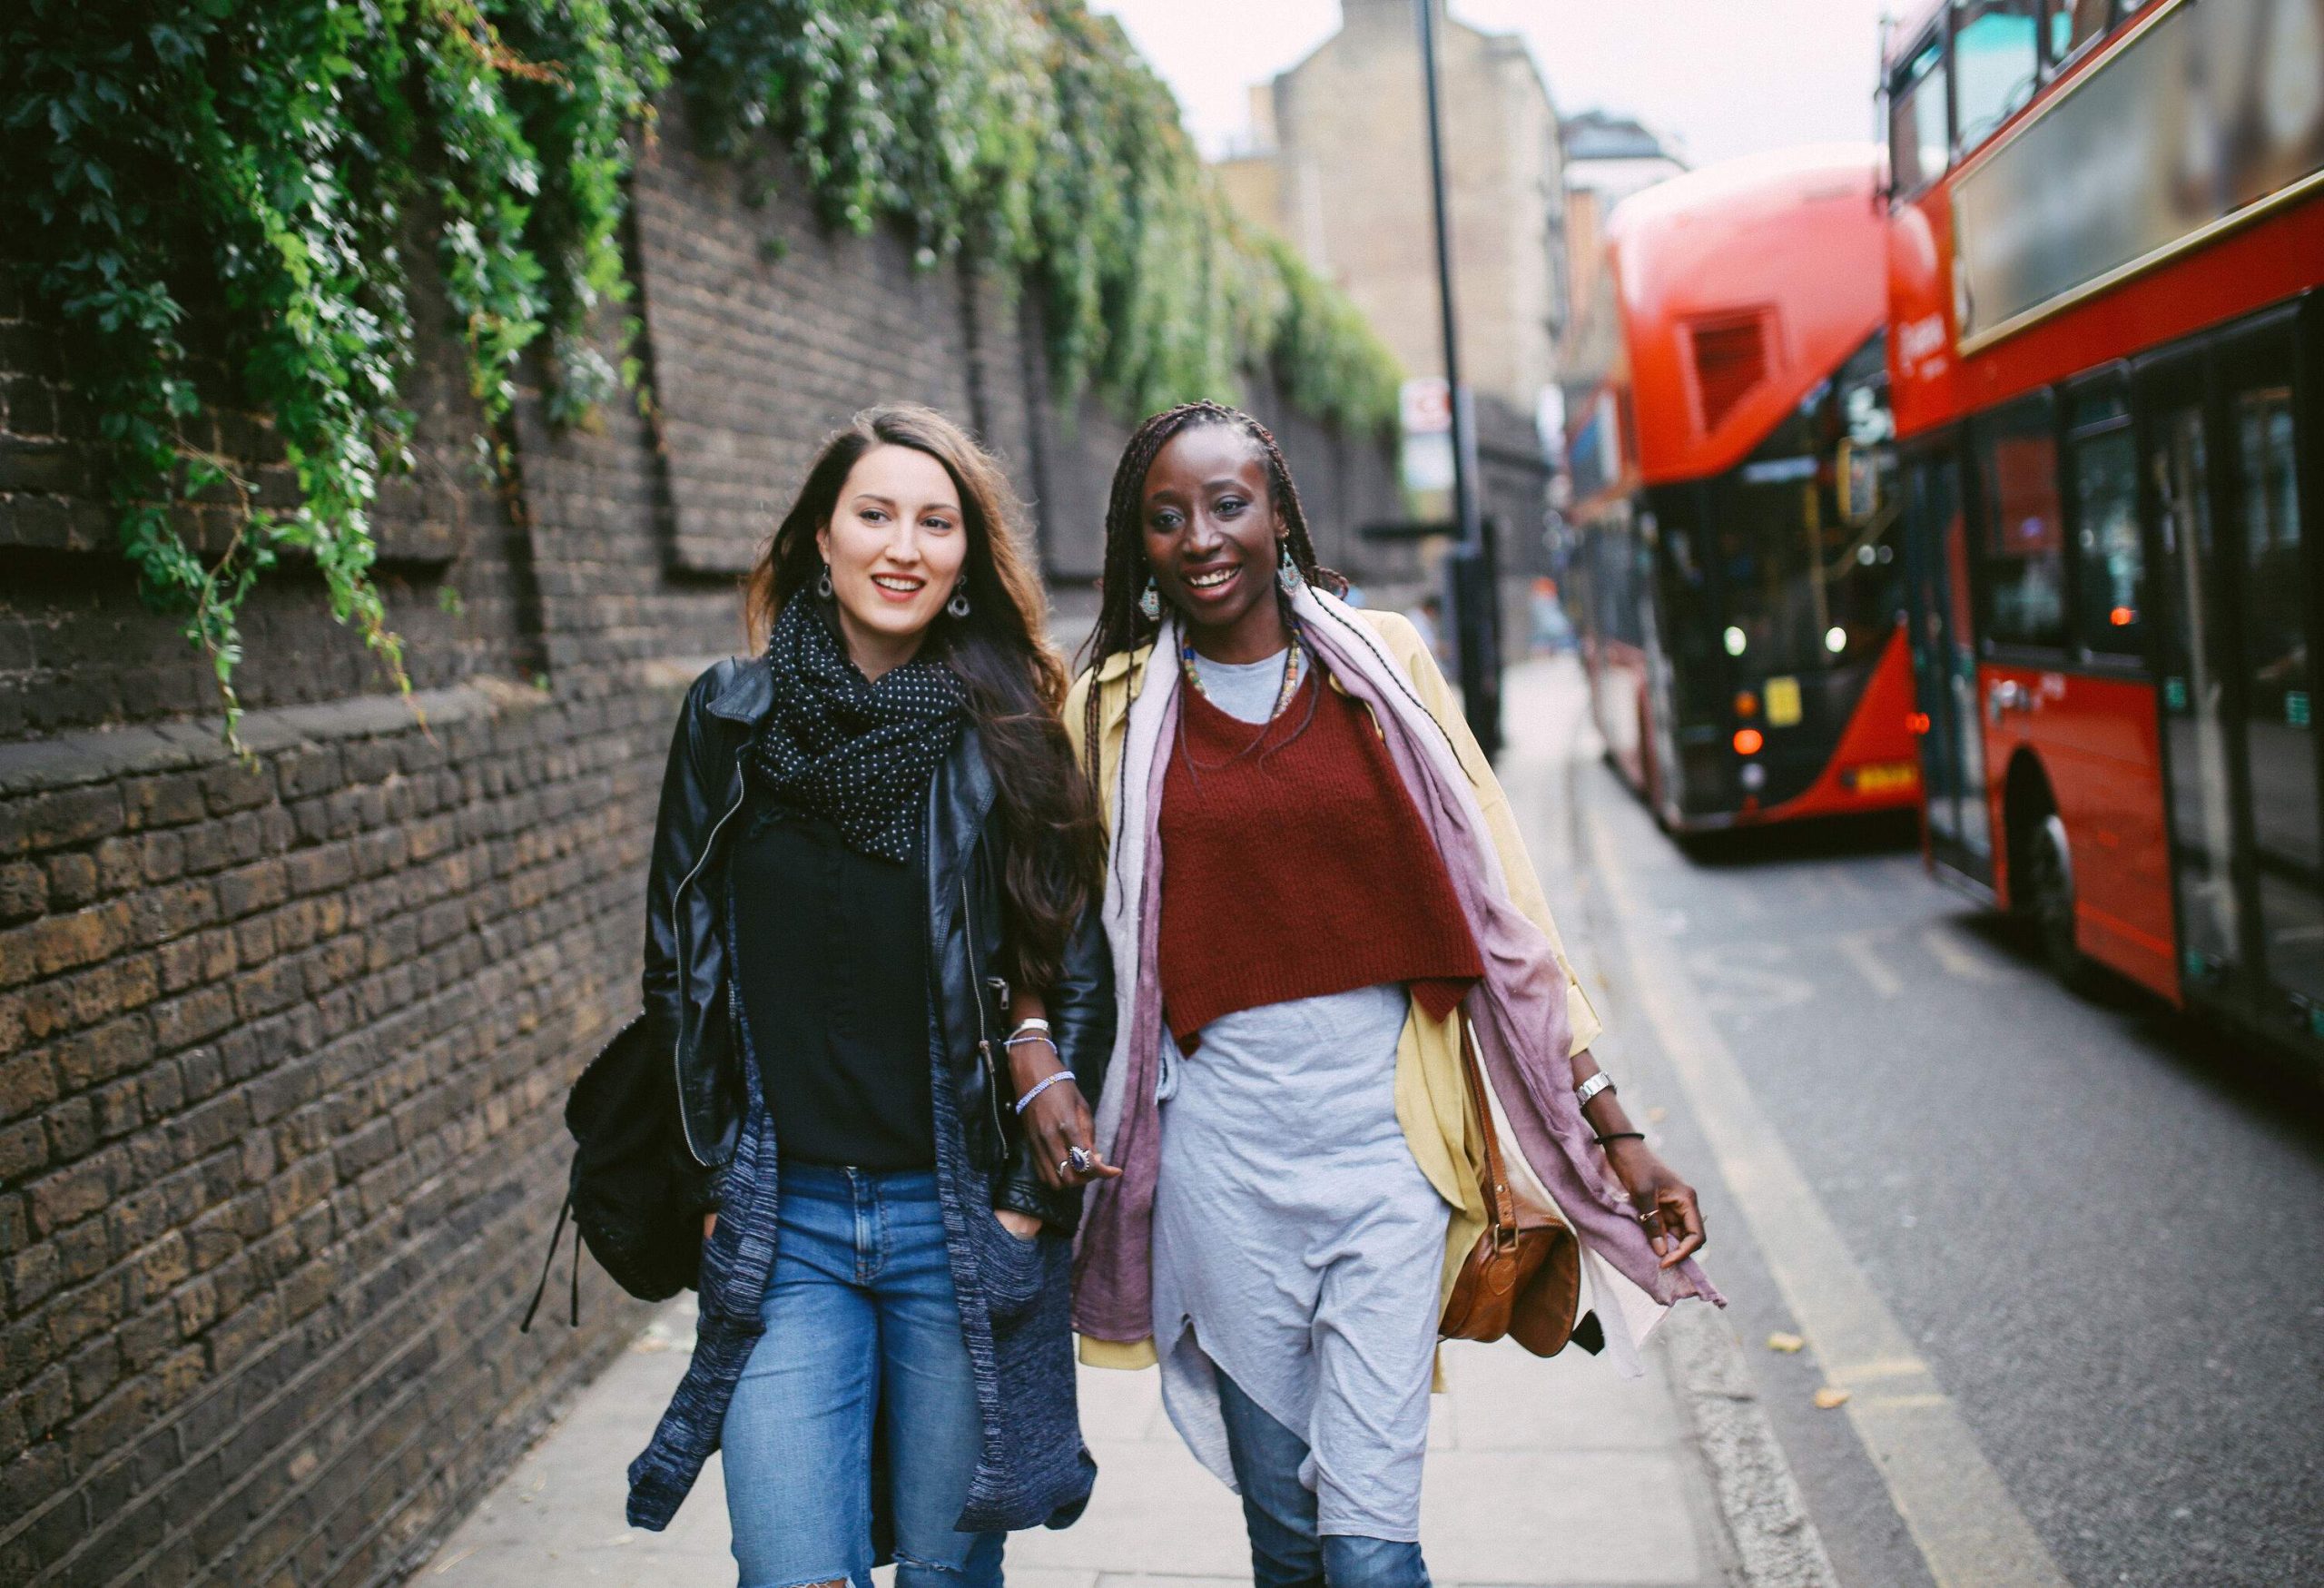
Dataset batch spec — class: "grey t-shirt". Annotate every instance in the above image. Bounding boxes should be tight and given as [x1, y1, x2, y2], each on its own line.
[1187, 646, 1290, 725]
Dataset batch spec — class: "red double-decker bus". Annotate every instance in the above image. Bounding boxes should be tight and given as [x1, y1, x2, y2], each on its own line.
[1565, 145, 1922, 831]
[1886, 0, 2324, 1051]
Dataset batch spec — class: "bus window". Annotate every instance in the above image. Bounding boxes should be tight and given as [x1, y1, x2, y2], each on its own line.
[1954, 1, 2043, 152]
[2067, 384, 2143, 657]
[2036, 0, 2073, 67]
[1974, 391, 2067, 650]
[1888, 33, 1950, 196]
[2067, 0, 2112, 53]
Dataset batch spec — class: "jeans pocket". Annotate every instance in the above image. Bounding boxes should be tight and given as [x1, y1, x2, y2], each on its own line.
[975, 1211, 1048, 1322]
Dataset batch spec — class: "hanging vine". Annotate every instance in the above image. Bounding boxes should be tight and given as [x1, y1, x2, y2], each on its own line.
[1, 0, 1399, 743]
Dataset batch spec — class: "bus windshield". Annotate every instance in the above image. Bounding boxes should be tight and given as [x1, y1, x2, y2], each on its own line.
[1710, 335, 1900, 676]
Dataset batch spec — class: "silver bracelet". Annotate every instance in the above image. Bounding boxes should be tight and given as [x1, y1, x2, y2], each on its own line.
[1574, 1070, 1615, 1107]
[1003, 1031, 1058, 1050]
[1013, 1070, 1078, 1115]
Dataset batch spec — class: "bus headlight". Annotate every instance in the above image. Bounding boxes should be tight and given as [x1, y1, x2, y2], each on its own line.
[1824, 626, 1847, 653]
[1723, 626, 1747, 656]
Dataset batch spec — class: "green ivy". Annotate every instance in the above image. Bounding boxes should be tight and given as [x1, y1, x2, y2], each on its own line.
[2, 0, 1399, 743]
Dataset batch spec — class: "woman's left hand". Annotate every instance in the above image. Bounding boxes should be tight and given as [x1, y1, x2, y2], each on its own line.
[1604, 1139, 1706, 1267]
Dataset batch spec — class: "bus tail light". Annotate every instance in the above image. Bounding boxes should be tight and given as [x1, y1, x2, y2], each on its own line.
[1733, 728, 1764, 755]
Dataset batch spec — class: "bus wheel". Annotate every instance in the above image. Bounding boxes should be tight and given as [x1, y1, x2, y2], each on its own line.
[2021, 812, 2083, 983]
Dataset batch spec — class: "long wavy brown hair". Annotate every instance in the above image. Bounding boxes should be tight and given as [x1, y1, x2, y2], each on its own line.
[746, 404, 1101, 991]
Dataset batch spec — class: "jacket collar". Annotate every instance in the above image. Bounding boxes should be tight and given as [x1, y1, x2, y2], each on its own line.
[705, 656, 773, 725]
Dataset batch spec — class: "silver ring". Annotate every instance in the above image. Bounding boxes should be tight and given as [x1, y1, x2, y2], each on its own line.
[1058, 1157, 1075, 1179]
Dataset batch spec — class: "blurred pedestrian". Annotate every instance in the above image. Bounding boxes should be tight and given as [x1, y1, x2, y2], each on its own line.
[624, 405, 1117, 1585]
[1067, 401, 1717, 1587]
[1529, 576, 1575, 655]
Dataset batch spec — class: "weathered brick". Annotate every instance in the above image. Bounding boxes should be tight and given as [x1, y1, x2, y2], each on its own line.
[123, 773, 208, 831]
[0, 862, 44, 922]
[0, 1051, 57, 1121]
[42, 852, 98, 910]
[29, 902, 130, 976]
[48, 1016, 153, 1091]
[200, 761, 275, 815]
[0, 787, 124, 855]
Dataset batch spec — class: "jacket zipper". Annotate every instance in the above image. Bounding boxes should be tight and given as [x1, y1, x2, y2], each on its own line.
[958, 868, 1011, 1152]
[670, 747, 749, 1167]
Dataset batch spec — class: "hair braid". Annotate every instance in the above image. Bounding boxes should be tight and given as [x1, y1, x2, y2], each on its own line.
[1076, 400, 1346, 794]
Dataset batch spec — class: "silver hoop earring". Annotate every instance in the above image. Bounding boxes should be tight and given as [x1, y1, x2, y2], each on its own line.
[1277, 542, 1301, 595]
[816, 564, 834, 600]
[1138, 577, 1161, 622]
[947, 584, 971, 619]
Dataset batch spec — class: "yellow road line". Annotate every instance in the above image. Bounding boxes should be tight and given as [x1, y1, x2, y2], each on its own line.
[1585, 804, 2072, 1588]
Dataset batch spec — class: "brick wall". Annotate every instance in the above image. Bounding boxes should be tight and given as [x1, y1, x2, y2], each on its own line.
[0, 107, 1401, 1588]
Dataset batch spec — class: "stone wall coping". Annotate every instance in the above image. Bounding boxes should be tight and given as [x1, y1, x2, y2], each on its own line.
[0, 656, 731, 797]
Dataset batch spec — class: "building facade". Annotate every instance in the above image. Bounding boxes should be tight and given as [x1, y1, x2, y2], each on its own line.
[1218, 0, 1567, 417]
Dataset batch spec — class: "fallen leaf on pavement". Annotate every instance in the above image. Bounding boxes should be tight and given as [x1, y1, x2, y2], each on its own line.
[1766, 1331, 1806, 1353]
[1813, 1386, 1852, 1409]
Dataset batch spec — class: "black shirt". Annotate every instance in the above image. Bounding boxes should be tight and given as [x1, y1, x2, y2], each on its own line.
[730, 801, 935, 1169]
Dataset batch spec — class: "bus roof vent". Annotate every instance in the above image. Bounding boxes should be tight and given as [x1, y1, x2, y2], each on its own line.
[1687, 312, 1771, 434]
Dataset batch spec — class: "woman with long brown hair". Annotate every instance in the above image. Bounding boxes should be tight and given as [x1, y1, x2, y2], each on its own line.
[623, 405, 1116, 1586]
[1067, 400, 1718, 1587]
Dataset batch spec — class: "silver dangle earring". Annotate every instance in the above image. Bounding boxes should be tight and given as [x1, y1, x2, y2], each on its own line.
[947, 582, 971, 619]
[1277, 541, 1301, 595]
[1138, 577, 1161, 622]
[816, 563, 834, 600]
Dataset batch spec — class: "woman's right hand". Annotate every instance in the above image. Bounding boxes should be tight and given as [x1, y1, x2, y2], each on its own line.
[1010, 1043, 1120, 1189]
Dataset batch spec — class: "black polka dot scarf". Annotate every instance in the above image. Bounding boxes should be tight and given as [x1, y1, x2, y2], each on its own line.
[750, 596, 966, 862]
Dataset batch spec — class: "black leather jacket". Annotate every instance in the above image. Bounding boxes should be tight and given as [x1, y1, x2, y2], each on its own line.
[643, 657, 1114, 1231]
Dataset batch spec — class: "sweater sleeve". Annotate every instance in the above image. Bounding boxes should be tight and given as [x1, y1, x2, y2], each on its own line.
[1362, 611, 1603, 1056]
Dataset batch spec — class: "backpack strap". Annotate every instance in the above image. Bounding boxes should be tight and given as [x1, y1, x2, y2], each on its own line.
[519, 1194, 580, 1332]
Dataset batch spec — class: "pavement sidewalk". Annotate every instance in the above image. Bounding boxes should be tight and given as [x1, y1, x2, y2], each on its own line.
[421, 1298, 1732, 1588]
[418, 658, 1826, 1588]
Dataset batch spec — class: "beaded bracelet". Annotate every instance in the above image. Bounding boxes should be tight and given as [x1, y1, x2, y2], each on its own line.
[1013, 1070, 1078, 1115]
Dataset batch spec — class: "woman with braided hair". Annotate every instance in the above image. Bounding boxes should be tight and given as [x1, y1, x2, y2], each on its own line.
[1064, 401, 1717, 1586]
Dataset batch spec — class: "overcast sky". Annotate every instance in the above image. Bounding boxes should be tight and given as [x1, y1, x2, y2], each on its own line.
[1091, 0, 1897, 169]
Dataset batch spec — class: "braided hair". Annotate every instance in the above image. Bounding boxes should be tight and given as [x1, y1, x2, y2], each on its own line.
[1077, 400, 1347, 792]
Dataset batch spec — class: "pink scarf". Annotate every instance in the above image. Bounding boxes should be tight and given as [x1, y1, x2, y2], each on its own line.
[1072, 589, 1719, 1345]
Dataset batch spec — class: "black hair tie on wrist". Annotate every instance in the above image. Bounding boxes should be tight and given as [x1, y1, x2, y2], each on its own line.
[1594, 1130, 1646, 1147]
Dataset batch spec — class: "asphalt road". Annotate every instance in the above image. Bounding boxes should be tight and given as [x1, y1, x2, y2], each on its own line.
[1513, 660, 2324, 1588]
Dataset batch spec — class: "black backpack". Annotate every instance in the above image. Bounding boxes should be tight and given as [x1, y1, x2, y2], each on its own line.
[521, 1014, 704, 1329]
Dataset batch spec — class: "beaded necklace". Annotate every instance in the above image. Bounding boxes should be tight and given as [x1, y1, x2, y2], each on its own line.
[1179, 629, 1305, 721]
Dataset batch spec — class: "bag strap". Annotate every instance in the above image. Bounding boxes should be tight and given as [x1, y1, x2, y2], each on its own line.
[1458, 1017, 1521, 1251]
[519, 1195, 580, 1333]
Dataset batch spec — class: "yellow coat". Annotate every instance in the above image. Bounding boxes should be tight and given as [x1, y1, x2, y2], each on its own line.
[1065, 610, 1603, 1370]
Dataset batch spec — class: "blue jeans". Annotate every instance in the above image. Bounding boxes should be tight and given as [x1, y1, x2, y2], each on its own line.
[1216, 1370, 1431, 1588]
[721, 1165, 1006, 1588]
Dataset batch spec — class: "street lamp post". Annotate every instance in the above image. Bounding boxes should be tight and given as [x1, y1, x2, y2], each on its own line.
[1413, 0, 1502, 758]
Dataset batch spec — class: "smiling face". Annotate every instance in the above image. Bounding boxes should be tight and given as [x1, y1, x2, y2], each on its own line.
[815, 443, 971, 677]
[1139, 423, 1289, 662]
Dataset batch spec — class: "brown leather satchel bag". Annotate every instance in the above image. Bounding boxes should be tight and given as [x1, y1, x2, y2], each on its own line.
[1439, 1021, 1583, 1357]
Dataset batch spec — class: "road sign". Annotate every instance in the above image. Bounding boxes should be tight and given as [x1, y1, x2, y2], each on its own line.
[1399, 377, 1452, 435]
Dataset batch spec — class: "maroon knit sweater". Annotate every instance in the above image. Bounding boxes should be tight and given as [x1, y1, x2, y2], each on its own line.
[1157, 669, 1483, 1053]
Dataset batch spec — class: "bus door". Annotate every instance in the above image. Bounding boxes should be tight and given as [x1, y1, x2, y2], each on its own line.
[2143, 309, 2324, 1039]
[1904, 441, 1993, 883]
